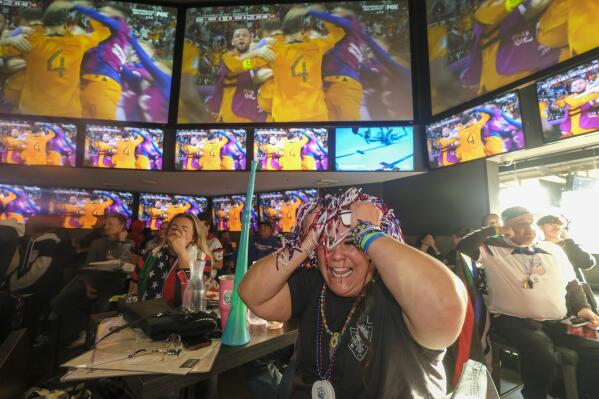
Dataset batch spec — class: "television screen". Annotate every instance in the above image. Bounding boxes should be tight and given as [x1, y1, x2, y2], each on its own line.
[212, 195, 258, 232]
[175, 129, 247, 170]
[138, 193, 208, 230]
[335, 126, 414, 171]
[0, 120, 76, 166]
[0, 1, 177, 123]
[47, 188, 133, 229]
[178, 1, 412, 124]
[258, 189, 318, 233]
[426, 0, 599, 115]
[536, 59, 599, 143]
[426, 92, 524, 169]
[254, 128, 328, 171]
[84, 125, 163, 170]
[0, 184, 42, 224]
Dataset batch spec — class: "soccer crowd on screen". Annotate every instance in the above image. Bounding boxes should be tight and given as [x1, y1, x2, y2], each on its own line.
[0, 1, 176, 123]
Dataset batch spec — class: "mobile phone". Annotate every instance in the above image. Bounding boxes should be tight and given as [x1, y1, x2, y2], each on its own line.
[181, 335, 211, 351]
[570, 317, 590, 327]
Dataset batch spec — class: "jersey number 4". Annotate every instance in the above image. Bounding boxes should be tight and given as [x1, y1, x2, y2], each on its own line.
[291, 56, 308, 83]
[47, 50, 65, 78]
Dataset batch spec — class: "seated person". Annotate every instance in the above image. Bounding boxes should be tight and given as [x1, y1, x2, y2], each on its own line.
[239, 188, 467, 398]
[198, 213, 224, 278]
[130, 213, 213, 306]
[458, 206, 599, 398]
[248, 221, 281, 266]
[50, 213, 132, 347]
[143, 221, 168, 253]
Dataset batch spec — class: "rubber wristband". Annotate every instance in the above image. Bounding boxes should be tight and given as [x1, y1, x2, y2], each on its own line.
[360, 231, 381, 249]
[362, 232, 386, 253]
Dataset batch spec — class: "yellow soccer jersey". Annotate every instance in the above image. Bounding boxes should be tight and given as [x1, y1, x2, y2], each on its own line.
[200, 138, 227, 170]
[566, 0, 599, 55]
[455, 114, 489, 161]
[22, 131, 55, 165]
[438, 136, 458, 166]
[280, 136, 308, 170]
[2, 136, 23, 164]
[280, 198, 301, 233]
[564, 92, 599, 135]
[7, 26, 110, 118]
[95, 141, 115, 168]
[428, 24, 448, 61]
[148, 207, 166, 230]
[113, 136, 143, 169]
[227, 203, 244, 231]
[183, 144, 202, 170]
[166, 202, 191, 222]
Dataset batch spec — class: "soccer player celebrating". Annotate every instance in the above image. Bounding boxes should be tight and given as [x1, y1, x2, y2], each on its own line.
[76, 3, 136, 120]
[279, 131, 308, 170]
[93, 133, 115, 168]
[43, 124, 76, 166]
[208, 27, 272, 123]
[436, 127, 459, 167]
[559, 77, 599, 138]
[454, 112, 488, 162]
[182, 136, 203, 170]
[1, 128, 25, 164]
[112, 130, 143, 169]
[0, 1, 111, 118]
[21, 126, 54, 166]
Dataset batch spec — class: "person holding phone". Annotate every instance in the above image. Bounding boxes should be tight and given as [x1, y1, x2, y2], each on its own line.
[537, 215, 596, 272]
[239, 188, 467, 398]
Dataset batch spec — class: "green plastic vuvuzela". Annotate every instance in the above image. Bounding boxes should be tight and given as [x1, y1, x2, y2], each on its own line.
[221, 160, 257, 346]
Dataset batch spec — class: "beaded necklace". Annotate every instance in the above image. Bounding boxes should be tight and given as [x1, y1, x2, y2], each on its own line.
[315, 283, 365, 381]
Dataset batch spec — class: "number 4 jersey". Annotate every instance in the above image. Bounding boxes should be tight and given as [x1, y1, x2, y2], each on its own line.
[5, 26, 110, 118]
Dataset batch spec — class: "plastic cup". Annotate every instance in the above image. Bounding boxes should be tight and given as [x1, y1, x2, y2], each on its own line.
[218, 275, 235, 330]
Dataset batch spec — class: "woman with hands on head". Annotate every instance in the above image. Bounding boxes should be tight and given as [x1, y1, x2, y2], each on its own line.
[239, 188, 467, 399]
[129, 213, 212, 305]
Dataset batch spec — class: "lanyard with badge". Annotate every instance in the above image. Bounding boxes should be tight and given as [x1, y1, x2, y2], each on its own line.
[521, 251, 545, 289]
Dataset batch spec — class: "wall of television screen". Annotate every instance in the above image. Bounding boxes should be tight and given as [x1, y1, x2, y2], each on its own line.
[0, 183, 320, 234]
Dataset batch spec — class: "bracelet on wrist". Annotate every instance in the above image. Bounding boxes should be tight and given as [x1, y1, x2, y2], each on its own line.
[362, 232, 386, 253]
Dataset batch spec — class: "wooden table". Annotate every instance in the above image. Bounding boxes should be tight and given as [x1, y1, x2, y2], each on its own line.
[122, 320, 298, 399]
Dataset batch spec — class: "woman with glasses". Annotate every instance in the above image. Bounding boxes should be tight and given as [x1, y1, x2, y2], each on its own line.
[130, 213, 212, 306]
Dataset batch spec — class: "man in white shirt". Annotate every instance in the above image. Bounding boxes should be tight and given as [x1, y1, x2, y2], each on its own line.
[198, 213, 223, 278]
[459, 206, 599, 399]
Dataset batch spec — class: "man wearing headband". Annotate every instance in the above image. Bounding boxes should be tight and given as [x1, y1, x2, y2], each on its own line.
[537, 215, 596, 272]
[240, 188, 467, 398]
[459, 206, 599, 399]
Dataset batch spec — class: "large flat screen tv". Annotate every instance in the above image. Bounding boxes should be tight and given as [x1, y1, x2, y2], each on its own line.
[426, 92, 524, 168]
[0, 119, 76, 166]
[175, 129, 247, 170]
[47, 188, 134, 229]
[211, 195, 258, 232]
[0, 1, 177, 123]
[254, 128, 328, 171]
[178, 1, 412, 123]
[426, 0, 599, 115]
[139, 193, 208, 230]
[335, 126, 413, 171]
[258, 189, 318, 233]
[84, 124, 163, 170]
[0, 183, 42, 224]
[536, 58, 599, 143]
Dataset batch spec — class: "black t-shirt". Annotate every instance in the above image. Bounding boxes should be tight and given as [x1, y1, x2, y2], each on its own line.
[288, 268, 446, 399]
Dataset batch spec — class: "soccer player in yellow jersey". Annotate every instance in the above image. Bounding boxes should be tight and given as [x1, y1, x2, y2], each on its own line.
[560, 78, 599, 136]
[0, 190, 17, 220]
[182, 137, 203, 170]
[473, 0, 551, 94]
[199, 133, 227, 170]
[437, 128, 459, 167]
[227, 200, 244, 232]
[279, 196, 301, 233]
[1, 3, 111, 118]
[279, 132, 308, 170]
[249, 7, 346, 122]
[455, 113, 489, 162]
[80, 195, 114, 229]
[178, 19, 210, 123]
[62, 196, 83, 229]
[2, 9, 43, 110]
[112, 132, 143, 169]
[147, 201, 166, 230]
[94, 134, 115, 168]
[166, 200, 191, 222]
[1, 128, 25, 164]
[21, 127, 54, 166]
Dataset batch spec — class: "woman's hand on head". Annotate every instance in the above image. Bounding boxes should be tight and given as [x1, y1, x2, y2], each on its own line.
[350, 201, 382, 228]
